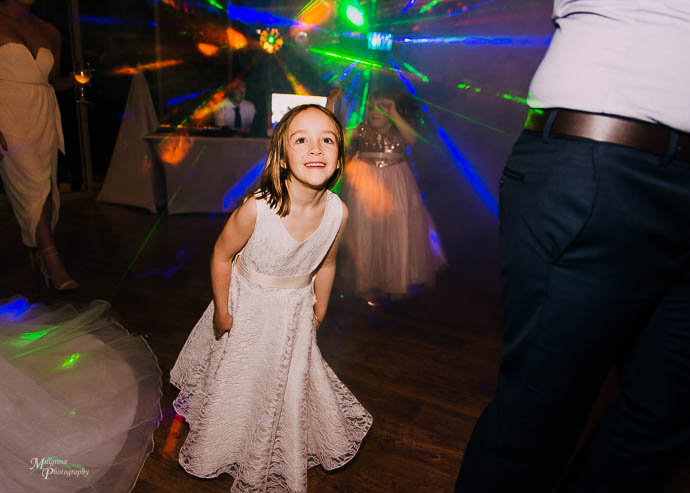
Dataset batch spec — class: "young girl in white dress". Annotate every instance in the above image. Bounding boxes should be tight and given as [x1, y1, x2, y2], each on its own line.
[337, 87, 447, 300]
[170, 104, 372, 492]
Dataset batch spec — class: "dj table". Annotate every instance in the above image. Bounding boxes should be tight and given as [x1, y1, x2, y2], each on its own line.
[144, 134, 269, 214]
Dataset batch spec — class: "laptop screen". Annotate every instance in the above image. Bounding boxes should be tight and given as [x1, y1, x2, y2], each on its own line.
[271, 93, 328, 127]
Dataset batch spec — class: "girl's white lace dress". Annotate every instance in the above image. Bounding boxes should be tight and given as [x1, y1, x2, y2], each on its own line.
[170, 191, 372, 492]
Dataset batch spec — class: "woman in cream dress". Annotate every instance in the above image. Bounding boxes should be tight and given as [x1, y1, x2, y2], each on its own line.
[0, 0, 78, 289]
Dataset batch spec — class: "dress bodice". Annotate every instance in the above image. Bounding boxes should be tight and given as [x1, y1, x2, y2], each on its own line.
[0, 42, 54, 84]
[349, 122, 406, 155]
[0, 43, 64, 152]
[239, 190, 343, 279]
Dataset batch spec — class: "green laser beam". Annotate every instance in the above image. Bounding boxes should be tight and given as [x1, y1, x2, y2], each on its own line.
[415, 95, 514, 137]
[457, 81, 533, 107]
[402, 62, 429, 83]
[179, 84, 224, 127]
[346, 69, 370, 130]
[204, 0, 223, 11]
[59, 353, 81, 369]
[109, 146, 208, 300]
[501, 93, 528, 105]
[309, 47, 383, 69]
[295, 0, 322, 20]
[419, 0, 442, 14]
[344, 72, 365, 129]
[358, 69, 371, 125]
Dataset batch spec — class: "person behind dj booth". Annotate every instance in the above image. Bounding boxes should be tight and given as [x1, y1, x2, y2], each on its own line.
[213, 79, 256, 136]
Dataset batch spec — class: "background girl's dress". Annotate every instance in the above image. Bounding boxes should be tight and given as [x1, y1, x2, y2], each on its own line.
[0, 297, 162, 492]
[340, 123, 447, 297]
[0, 43, 64, 247]
[170, 191, 372, 492]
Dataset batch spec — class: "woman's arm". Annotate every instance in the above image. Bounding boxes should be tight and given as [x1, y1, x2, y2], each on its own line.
[46, 23, 63, 85]
[313, 203, 349, 329]
[46, 23, 75, 92]
[0, 130, 7, 160]
[210, 197, 257, 339]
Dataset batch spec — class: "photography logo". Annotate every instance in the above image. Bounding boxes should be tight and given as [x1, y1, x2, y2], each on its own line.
[30, 456, 89, 480]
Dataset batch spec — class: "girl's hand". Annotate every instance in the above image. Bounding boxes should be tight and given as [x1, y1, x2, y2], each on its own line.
[314, 312, 323, 331]
[213, 311, 233, 340]
[0, 130, 7, 160]
[376, 98, 396, 116]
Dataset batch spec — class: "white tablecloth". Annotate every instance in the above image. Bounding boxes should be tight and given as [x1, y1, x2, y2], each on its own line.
[97, 73, 163, 212]
[144, 135, 269, 214]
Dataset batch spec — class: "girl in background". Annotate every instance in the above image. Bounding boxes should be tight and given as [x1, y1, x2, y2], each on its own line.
[335, 87, 446, 301]
[170, 104, 372, 492]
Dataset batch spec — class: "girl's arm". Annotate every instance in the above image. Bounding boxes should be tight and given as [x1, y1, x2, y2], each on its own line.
[313, 203, 349, 330]
[377, 98, 417, 146]
[326, 87, 341, 112]
[388, 102, 418, 146]
[211, 197, 257, 339]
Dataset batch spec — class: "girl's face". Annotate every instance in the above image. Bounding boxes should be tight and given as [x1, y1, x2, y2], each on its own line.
[367, 97, 393, 129]
[285, 107, 339, 189]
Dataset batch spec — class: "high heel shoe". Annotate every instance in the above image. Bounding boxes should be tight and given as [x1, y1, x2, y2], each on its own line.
[36, 247, 80, 290]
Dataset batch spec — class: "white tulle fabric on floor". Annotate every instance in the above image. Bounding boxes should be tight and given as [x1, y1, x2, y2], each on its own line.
[0, 297, 162, 492]
[97, 72, 163, 212]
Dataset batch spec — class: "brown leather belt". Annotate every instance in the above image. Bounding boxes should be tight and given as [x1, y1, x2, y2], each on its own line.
[525, 109, 690, 163]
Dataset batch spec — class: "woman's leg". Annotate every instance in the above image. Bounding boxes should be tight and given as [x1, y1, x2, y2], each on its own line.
[35, 192, 78, 288]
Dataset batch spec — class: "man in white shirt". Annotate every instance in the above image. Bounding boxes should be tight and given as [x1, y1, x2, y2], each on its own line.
[213, 79, 256, 135]
[456, 2, 690, 492]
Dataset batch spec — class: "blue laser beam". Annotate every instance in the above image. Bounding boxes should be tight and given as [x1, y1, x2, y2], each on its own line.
[222, 158, 267, 211]
[167, 89, 213, 107]
[401, 0, 417, 14]
[389, 57, 416, 95]
[426, 112, 498, 216]
[226, 4, 299, 28]
[338, 61, 360, 82]
[0, 298, 33, 321]
[387, 72, 499, 216]
[398, 35, 552, 46]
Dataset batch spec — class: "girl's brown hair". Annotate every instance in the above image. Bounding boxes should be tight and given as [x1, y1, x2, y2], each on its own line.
[257, 104, 345, 217]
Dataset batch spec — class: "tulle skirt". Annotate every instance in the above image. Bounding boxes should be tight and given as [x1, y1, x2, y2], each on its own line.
[0, 297, 162, 492]
[340, 158, 447, 297]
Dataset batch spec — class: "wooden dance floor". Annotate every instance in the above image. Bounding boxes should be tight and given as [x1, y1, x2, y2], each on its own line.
[0, 198, 688, 492]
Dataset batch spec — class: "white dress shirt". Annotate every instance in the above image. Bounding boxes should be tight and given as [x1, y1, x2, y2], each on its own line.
[528, 1, 690, 133]
[213, 98, 256, 130]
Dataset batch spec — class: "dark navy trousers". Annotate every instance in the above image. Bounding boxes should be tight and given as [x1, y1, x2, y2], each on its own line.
[456, 126, 690, 492]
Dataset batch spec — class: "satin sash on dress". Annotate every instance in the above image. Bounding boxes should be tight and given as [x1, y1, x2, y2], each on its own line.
[357, 151, 405, 168]
[234, 255, 313, 289]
